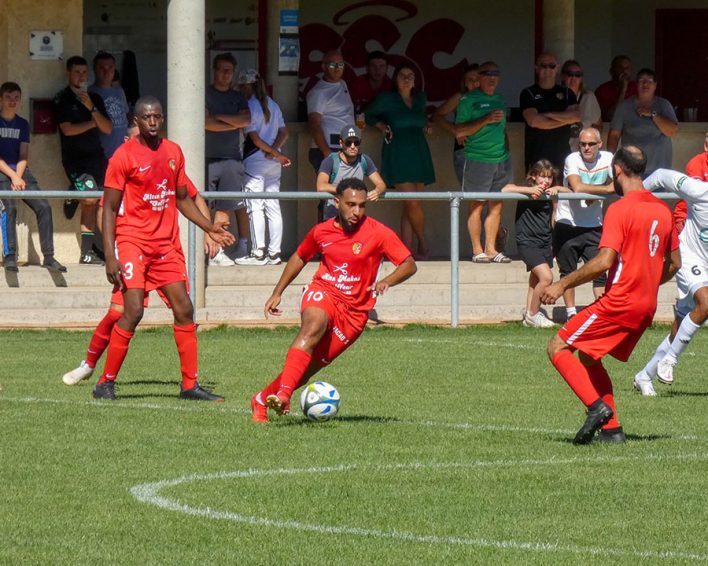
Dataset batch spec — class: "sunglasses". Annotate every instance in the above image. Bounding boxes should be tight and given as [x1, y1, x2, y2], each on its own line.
[480, 70, 501, 77]
[325, 62, 345, 70]
[343, 139, 361, 147]
[539, 63, 557, 69]
[564, 71, 583, 78]
[579, 141, 599, 147]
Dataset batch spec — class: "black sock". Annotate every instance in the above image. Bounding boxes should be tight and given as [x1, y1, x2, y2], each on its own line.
[81, 232, 94, 256]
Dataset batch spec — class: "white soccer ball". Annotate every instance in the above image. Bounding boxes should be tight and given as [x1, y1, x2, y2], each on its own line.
[299, 381, 341, 421]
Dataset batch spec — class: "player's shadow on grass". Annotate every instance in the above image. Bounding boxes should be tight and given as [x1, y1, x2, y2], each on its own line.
[275, 415, 400, 427]
[663, 390, 708, 398]
[120, 380, 220, 387]
[557, 433, 672, 444]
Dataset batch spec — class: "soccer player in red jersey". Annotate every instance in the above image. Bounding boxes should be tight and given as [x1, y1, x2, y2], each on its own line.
[250, 178, 417, 422]
[93, 96, 234, 401]
[541, 146, 680, 444]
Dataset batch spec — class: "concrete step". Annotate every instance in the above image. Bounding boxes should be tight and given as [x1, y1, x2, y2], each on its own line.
[0, 264, 112, 289]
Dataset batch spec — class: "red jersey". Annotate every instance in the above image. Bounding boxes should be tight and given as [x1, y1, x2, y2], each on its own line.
[296, 216, 411, 313]
[596, 190, 678, 329]
[675, 152, 708, 229]
[594, 80, 638, 122]
[349, 74, 392, 110]
[105, 137, 188, 252]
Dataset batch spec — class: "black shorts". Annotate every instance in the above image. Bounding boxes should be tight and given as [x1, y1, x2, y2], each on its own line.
[553, 223, 606, 287]
[517, 243, 553, 272]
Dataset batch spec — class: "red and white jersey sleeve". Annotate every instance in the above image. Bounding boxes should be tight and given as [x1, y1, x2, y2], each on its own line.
[297, 216, 412, 312]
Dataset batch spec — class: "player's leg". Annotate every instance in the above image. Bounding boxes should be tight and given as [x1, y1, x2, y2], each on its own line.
[580, 351, 625, 443]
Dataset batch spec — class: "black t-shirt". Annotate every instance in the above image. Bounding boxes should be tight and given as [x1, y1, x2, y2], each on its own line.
[519, 84, 577, 170]
[54, 86, 108, 172]
[515, 199, 553, 247]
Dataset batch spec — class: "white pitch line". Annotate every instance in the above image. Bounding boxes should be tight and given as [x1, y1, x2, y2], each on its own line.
[402, 338, 535, 350]
[130, 456, 708, 561]
[0, 395, 702, 441]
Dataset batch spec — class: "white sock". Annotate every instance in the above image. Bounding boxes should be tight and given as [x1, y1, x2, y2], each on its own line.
[667, 315, 702, 362]
[641, 335, 671, 378]
[566, 307, 577, 317]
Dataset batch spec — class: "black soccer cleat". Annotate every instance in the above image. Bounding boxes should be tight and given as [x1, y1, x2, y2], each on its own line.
[573, 400, 614, 445]
[80, 251, 105, 266]
[92, 381, 116, 400]
[179, 383, 225, 403]
[595, 427, 627, 444]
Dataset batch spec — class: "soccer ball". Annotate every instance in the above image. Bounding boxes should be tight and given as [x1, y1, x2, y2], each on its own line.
[299, 381, 341, 421]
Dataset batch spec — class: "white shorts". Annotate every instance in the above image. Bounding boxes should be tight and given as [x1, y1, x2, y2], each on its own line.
[675, 247, 708, 318]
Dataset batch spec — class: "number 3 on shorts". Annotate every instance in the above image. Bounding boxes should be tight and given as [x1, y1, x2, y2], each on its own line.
[124, 262, 134, 280]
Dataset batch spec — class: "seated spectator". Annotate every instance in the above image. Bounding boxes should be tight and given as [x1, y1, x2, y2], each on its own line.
[89, 51, 130, 158]
[502, 160, 570, 328]
[594, 55, 638, 123]
[0, 82, 66, 273]
[560, 59, 602, 152]
[54, 55, 112, 265]
[316, 125, 386, 220]
[350, 50, 392, 112]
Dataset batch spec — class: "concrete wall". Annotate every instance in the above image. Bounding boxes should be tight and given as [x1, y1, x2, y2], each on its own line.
[2, 0, 83, 264]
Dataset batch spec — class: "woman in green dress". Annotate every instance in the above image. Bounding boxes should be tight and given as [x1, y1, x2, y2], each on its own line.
[366, 64, 435, 259]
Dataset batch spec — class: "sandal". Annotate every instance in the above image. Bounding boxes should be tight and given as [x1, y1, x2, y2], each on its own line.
[489, 252, 512, 263]
[472, 253, 491, 263]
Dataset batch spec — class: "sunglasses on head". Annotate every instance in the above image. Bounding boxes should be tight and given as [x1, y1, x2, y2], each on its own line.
[325, 62, 345, 70]
[343, 139, 361, 147]
[579, 141, 599, 147]
[564, 71, 583, 77]
[539, 63, 557, 69]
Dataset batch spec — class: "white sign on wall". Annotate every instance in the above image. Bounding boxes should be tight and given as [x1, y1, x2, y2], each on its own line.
[29, 31, 64, 60]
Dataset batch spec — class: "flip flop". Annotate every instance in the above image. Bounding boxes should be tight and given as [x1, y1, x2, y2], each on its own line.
[472, 253, 491, 263]
[490, 253, 512, 263]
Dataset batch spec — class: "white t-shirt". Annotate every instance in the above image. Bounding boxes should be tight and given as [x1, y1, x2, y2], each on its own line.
[559, 150, 613, 227]
[306, 79, 354, 149]
[243, 96, 286, 168]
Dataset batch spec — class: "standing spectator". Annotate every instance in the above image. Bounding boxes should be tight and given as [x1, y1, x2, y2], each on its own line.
[454, 61, 511, 263]
[316, 125, 386, 220]
[560, 59, 602, 152]
[595, 55, 638, 123]
[88, 52, 129, 158]
[350, 51, 392, 112]
[520, 52, 579, 171]
[433, 63, 480, 184]
[235, 70, 291, 266]
[502, 160, 569, 328]
[0, 82, 65, 273]
[607, 68, 678, 177]
[555, 127, 614, 320]
[307, 49, 355, 221]
[366, 64, 435, 259]
[205, 52, 251, 266]
[54, 55, 112, 265]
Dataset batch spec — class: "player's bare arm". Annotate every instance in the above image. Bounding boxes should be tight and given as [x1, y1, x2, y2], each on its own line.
[102, 187, 126, 290]
[660, 247, 681, 285]
[193, 193, 220, 259]
[369, 256, 417, 296]
[541, 247, 616, 304]
[265, 253, 307, 318]
[175, 186, 235, 248]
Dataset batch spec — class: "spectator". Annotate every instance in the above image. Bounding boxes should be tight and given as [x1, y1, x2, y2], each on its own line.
[316, 125, 386, 220]
[205, 52, 251, 266]
[366, 64, 435, 259]
[453, 61, 511, 263]
[433, 63, 480, 184]
[235, 69, 291, 266]
[350, 50, 392, 112]
[502, 160, 570, 328]
[88, 52, 129, 158]
[0, 82, 66, 273]
[520, 52, 579, 171]
[307, 49, 355, 221]
[607, 68, 678, 177]
[595, 55, 638, 123]
[560, 59, 602, 152]
[54, 55, 112, 265]
[555, 127, 614, 320]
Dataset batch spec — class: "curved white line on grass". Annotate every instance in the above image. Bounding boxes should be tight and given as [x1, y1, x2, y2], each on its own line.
[131, 455, 708, 561]
[0, 396, 701, 441]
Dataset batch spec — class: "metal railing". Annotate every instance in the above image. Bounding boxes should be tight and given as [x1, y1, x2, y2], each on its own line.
[0, 189, 680, 327]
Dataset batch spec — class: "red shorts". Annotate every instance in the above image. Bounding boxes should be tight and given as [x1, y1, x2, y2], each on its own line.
[110, 288, 172, 308]
[115, 241, 187, 292]
[558, 304, 648, 362]
[300, 282, 368, 367]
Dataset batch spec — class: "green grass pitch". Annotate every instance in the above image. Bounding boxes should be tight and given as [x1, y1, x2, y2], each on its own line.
[1, 324, 707, 564]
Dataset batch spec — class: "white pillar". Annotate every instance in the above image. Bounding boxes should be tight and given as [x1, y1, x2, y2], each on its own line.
[543, 0, 575, 64]
[167, 0, 206, 309]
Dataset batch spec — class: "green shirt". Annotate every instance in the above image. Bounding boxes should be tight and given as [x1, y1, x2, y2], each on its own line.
[455, 89, 508, 163]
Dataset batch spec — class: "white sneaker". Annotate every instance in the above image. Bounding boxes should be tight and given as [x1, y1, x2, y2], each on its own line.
[633, 374, 657, 396]
[522, 311, 556, 328]
[209, 249, 236, 267]
[235, 252, 268, 266]
[266, 253, 282, 265]
[657, 357, 676, 385]
[63, 360, 94, 385]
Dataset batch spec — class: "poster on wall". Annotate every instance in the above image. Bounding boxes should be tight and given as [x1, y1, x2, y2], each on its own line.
[29, 31, 64, 60]
[279, 9, 299, 75]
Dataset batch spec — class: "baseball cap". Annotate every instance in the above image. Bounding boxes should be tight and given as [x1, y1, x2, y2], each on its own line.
[340, 125, 361, 141]
[237, 68, 259, 85]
